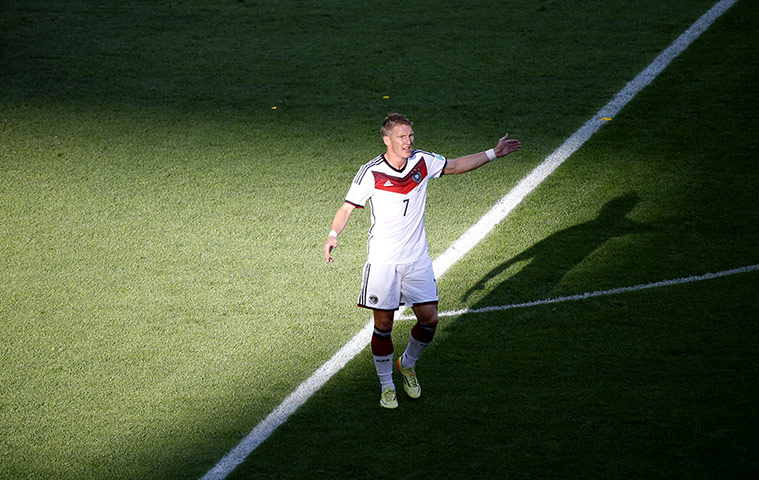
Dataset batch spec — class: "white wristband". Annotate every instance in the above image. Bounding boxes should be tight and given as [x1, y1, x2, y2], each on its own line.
[328, 229, 338, 238]
[485, 148, 497, 161]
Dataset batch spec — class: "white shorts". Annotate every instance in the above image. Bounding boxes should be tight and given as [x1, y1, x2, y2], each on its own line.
[357, 257, 438, 311]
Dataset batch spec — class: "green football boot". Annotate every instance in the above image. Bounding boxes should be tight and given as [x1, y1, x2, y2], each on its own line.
[396, 357, 421, 399]
[379, 386, 398, 409]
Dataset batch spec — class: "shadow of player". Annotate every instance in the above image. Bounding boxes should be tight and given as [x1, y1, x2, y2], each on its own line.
[463, 192, 651, 308]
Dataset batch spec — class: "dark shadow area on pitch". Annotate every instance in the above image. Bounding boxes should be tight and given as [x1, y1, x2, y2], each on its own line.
[463, 192, 651, 310]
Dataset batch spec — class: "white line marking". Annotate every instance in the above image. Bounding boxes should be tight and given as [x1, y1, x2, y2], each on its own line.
[431, 0, 739, 281]
[201, 320, 375, 480]
[200, 2, 739, 478]
[398, 264, 759, 320]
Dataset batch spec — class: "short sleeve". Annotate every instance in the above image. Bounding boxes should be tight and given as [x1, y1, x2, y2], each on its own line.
[427, 152, 447, 178]
[344, 169, 373, 208]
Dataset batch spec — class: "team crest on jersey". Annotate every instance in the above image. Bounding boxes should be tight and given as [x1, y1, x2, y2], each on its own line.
[369, 295, 379, 305]
[373, 161, 428, 194]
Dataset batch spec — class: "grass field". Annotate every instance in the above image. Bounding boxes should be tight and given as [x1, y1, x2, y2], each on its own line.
[1, 1, 758, 479]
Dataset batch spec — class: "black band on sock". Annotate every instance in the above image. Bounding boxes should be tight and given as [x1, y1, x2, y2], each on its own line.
[373, 326, 392, 338]
[417, 322, 437, 334]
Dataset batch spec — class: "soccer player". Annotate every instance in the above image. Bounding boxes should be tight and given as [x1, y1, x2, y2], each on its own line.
[324, 113, 521, 408]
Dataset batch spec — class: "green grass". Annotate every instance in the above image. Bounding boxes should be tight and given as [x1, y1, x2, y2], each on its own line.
[242, 276, 758, 480]
[1, 0, 757, 478]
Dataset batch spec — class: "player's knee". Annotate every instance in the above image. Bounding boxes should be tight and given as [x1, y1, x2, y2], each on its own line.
[420, 315, 438, 328]
[375, 318, 394, 331]
[417, 308, 438, 327]
[372, 310, 395, 331]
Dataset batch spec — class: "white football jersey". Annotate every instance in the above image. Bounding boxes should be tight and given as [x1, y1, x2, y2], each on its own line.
[345, 149, 447, 264]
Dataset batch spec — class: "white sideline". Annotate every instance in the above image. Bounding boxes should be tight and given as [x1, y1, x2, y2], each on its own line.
[200, 1, 739, 478]
[398, 264, 759, 320]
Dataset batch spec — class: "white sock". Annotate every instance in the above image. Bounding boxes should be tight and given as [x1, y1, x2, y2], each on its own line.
[401, 340, 426, 368]
[402, 321, 437, 368]
[373, 353, 394, 390]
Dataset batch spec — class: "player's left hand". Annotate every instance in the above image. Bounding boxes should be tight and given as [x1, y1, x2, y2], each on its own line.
[493, 133, 521, 158]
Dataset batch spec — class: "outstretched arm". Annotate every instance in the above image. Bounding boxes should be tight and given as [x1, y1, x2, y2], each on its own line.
[324, 202, 357, 263]
[443, 133, 521, 175]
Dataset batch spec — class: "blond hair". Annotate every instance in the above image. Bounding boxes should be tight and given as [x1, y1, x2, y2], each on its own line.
[380, 113, 413, 138]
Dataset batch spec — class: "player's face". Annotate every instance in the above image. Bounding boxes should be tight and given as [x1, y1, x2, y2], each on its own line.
[384, 124, 414, 161]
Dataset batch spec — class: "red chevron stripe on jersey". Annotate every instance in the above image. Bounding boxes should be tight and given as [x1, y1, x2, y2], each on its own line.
[373, 160, 428, 194]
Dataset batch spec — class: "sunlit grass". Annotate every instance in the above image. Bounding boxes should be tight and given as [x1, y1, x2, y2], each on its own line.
[1, 0, 757, 479]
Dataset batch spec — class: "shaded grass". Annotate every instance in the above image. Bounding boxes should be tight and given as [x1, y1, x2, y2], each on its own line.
[441, 0, 759, 309]
[1, 0, 756, 479]
[234, 274, 759, 480]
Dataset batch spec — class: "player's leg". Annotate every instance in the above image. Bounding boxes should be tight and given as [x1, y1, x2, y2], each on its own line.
[372, 309, 397, 408]
[402, 302, 439, 369]
[399, 258, 439, 369]
[358, 262, 402, 408]
[372, 309, 395, 391]
[396, 258, 439, 398]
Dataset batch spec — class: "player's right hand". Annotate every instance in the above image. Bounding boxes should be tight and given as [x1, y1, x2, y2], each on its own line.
[324, 237, 338, 263]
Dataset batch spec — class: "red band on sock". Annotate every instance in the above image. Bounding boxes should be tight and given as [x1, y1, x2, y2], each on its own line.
[371, 330, 394, 356]
[411, 321, 437, 344]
